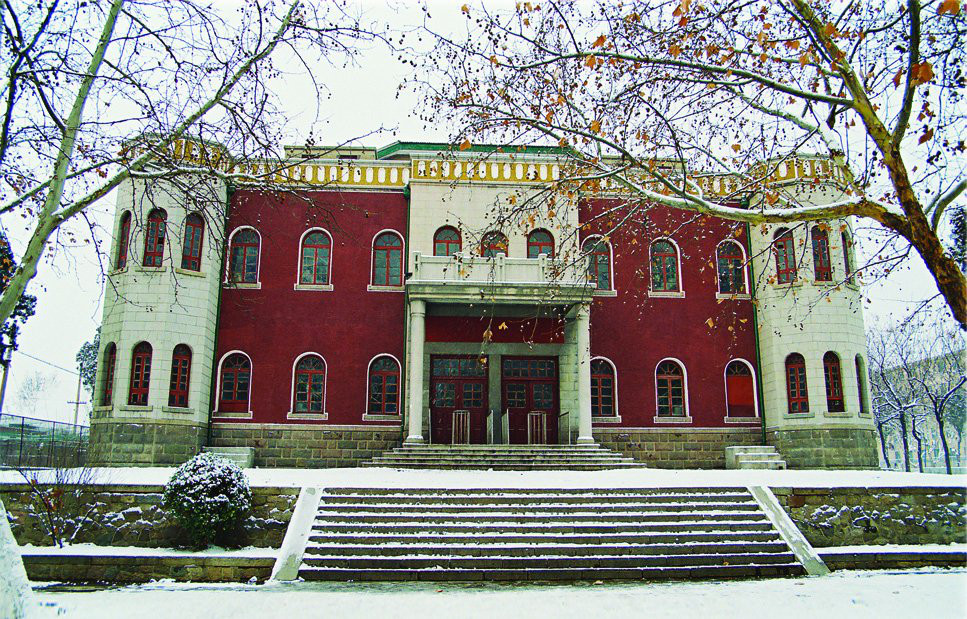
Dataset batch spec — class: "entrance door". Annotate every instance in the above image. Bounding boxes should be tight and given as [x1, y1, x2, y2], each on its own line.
[430, 356, 488, 444]
[502, 357, 559, 445]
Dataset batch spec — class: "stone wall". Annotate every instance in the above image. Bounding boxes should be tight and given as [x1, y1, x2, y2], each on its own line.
[22, 554, 273, 584]
[767, 428, 879, 469]
[89, 420, 207, 466]
[772, 486, 966, 547]
[1, 484, 297, 548]
[210, 423, 402, 467]
[594, 427, 762, 468]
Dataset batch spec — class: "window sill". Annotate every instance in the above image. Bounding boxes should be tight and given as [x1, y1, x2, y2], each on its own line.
[363, 413, 402, 422]
[135, 265, 164, 273]
[213, 410, 253, 419]
[118, 404, 153, 413]
[824, 410, 850, 418]
[593, 289, 618, 298]
[715, 292, 751, 301]
[653, 415, 692, 424]
[592, 415, 622, 424]
[108, 267, 128, 276]
[294, 283, 333, 291]
[725, 416, 760, 424]
[92, 405, 113, 413]
[175, 267, 205, 278]
[770, 281, 803, 290]
[223, 282, 261, 290]
[810, 279, 835, 287]
[162, 406, 193, 414]
[368, 285, 405, 293]
[783, 411, 815, 419]
[287, 411, 328, 421]
[648, 290, 685, 299]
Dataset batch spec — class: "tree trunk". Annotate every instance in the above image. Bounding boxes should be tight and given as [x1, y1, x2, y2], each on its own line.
[876, 421, 891, 469]
[936, 415, 953, 475]
[898, 412, 911, 472]
[0, 497, 39, 618]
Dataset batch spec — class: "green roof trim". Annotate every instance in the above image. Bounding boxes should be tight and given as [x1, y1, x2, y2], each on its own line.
[375, 141, 571, 160]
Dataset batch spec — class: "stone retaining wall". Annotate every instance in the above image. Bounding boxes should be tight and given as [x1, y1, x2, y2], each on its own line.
[594, 428, 762, 469]
[210, 423, 403, 468]
[22, 554, 274, 583]
[772, 486, 967, 547]
[1, 483, 297, 548]
[767, 428, 879, 469]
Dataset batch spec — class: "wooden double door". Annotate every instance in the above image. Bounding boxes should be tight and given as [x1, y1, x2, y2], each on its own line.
[430, 356, 489, 444]
[502, 357, 559, 445]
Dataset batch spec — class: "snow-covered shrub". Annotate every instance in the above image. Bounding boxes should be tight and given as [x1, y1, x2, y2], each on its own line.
[162, 453, 252, 547]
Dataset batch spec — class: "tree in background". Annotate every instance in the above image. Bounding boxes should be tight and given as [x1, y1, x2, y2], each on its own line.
[421, 0, 966, 327]
[75, 327, 100, 401]
[0, 231, 36, 412]
[13, 372, 58, 418]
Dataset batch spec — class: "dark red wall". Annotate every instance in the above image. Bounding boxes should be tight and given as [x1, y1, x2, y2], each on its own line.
[426, 316, 565, 344]
[215, 189, 406, 425]
[581, 198, 759, 428]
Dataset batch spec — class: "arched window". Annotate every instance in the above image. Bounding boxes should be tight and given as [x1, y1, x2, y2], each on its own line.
[101, 343, 117, 406]
[650, 240, 680, 292]
[293, 354, 326, 413]
[591, 358, 616, 417]
[181, 214, 204, 271]
[116, 212, 131, 270]
[367, 356, 401, 415]
[228, 228, 260, 283]
[716, 241, 747, 294]
[128, 342, 152, 406]
[842, 231, 854, 283]
[168, 344, 192, 408]
[218, 353, 251, 413]
[299, 230, 331, 285]
[583, 237, 612, 290]
[773, 228, 797, 284]
[811, 226, 832, 281]
[725, 360, 756, 417]
[823, 351, 845, 412]
[655, 360, 686, 417]
[480, 231, 509, 257]
[855, 354, 870, 415]
[372, 232, 403, 286]
[785, 353, 809, 414]
[433, 227, 462, 256]
[142, 209, 167, 267]
[527, 229, 555, 258]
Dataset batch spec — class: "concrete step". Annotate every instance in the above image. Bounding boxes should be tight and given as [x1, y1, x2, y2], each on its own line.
[307, 530, 784, 546]
[310, 521, 774, 534]
[324, 486, 749, 495]
[736, 459, 787, 470]
[725, 445, 786, 470]
[201, 446, 254, 468]
[302, 541, 792, 557]
[363, 444, 644, 470]
[313, 511, 768, 524]
[318, 492, 756, 505]
[315, 501, 760, 513]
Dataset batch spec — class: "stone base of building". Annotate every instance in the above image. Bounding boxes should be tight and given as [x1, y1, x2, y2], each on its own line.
[89, 420, 206, 466]
[594, 427, 763, 469]
[766, 427, 879, 469]
[209, 423, 403, 468]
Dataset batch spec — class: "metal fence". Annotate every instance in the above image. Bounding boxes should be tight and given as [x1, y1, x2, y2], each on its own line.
[0, 412, 89, 469]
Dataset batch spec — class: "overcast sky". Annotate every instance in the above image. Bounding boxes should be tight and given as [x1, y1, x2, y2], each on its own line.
[0, 0, 947, 426]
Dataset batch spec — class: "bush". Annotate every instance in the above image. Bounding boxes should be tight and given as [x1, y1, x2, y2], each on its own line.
[162, 452, 252, 548]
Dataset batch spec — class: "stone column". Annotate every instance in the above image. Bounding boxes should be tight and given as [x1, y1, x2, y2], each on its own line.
[575, 304, 595, 445]
[405, 299, 426, 444]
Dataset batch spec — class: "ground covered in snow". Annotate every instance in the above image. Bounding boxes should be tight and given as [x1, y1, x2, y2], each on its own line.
[32, 569, 967, 618]
[18, 543, 277, 559]
[3, 466, 965, 489]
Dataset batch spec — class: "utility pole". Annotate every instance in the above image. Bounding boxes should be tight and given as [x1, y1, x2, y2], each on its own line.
[68, 372, 87, 427]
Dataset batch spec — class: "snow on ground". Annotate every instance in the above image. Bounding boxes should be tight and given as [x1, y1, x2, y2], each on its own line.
[817, 543, 967, 554]
[18, 544, 277, 559]
[31, 569, 967, 619]
[3, 466, 965, 489]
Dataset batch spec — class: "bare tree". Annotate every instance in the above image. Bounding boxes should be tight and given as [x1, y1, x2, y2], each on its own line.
[418, 1, 967, 327]
[13, 371, 57, 417]
[868, 321, 919, 471]
[0, 0, 384, 329]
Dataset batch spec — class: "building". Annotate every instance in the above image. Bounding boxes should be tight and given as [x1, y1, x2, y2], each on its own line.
[89, 140, 879, 469]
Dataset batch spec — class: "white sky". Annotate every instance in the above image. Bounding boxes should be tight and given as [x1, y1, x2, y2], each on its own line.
[0, 0, 948, 425]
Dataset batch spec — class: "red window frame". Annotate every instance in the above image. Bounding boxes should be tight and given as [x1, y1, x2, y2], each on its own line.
[101, 343, 117, 406]
[716, 241, 746, 294]
[372, 232, 403, 286]
[116, 212, 131, 269]
[480, 231, 509, 257]
[811, 226, 832, 281]
[368, 356, 401, 415]
[433, 227, 462, 256]
[168, 344, 192, 408]
[655, 360, 686, 416]
[300, 230, 331, 285]
[651, 240, 680, 292]
[229, 228, 260, 283]
[773, 229, 798, 284]
[590, 359, 615, 417]
[181, 214, 204, 271]
[218, 353, 251, 413]
[527, 229, 555, 258]
[583, 238, 611, 290]
[294, 355, 326, 413]
[823, 352, 845, 412]
[128, 342, 152, 406]
[785, 353, 809, 414]
[142, 209, 167, 267]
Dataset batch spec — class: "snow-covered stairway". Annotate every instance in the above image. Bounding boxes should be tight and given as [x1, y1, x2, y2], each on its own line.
[297, 487, 806, 581]
[363, 444, 644, 470]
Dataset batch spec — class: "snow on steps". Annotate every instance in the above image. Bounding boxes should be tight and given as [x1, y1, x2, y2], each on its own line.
[363, 444, 644, 471]
[297, 487, 805, 581]
[725, 446, 786, 470]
